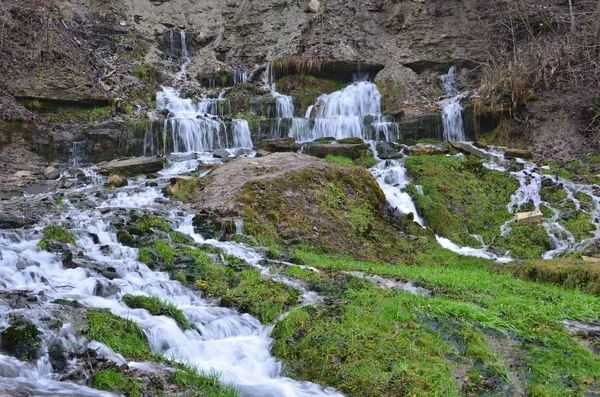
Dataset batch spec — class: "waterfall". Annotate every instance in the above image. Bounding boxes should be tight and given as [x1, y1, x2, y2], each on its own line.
[439, 67, 466, 142]
[156, 32, 253, 153]
[70, 141, 88, 166]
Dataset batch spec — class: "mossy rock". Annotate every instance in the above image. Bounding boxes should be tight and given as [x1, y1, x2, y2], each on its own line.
[1, 323, 41, 361]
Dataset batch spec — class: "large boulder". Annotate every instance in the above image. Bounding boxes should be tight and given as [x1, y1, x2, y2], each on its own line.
[505, 149, 534, 160]
[98, 157, 165, 177]
[448, 141, 491, 159]
[189, 153, 413, 263]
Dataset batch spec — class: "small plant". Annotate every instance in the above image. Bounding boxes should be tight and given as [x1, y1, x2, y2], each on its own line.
[122, 294, 191, 330]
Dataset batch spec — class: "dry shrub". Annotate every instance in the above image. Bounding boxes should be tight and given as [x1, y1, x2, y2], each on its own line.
[474, 0, 600, 112]
[0, 0, 65, 68]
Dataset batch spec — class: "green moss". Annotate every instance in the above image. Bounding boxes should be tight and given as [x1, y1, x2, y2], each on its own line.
[0, 323, 41, 361]
[92, 369, 143, 397]
[82, 309, 153, 361]
[122, 294, 191, 330]
[325, 155, 354, 166]
[164, 177, 200, 202]
[497, 224, 550, 259]
[404, 155, 519, 245]
[219, 269, 300, 323]
[37, 224, 76, 249]
[376, 79, 404, 111]
[276, 75, 345, 115]
[239, 164, 413, 263]
[540, 185, 568, 205]
[559, 211, 595, 241]
[133, 64, 159, 85]
[505, 258, 600, 296]
[154, 240, 177, 266]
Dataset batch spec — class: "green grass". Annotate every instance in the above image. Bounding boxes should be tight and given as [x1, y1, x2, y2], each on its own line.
[559, 210, 595, 241]
[496, 224, 550, 259]
[82, 309, 153, 361]
[92, 369, 142, 397]
[269, 248, 600, 396]
[123, 294, 191, 330]
[404, 155, 519, 246]
[169, 363, 239, 397]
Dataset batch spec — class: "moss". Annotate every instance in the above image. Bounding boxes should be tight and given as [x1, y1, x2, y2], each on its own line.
[219, 269, 300, 323]
[117, 231, 134, 247]
[404, 155, 519, 245]
[276, 75, 345, 115]
[164, 177, 200, 203]
[133, 64, 159, 85]
[505, 258, 600, 296]
[92, 369, 143, 397]
[376, 79, 404, 111]
[559, 210, 595, 241]
[38, 224, 76, 250]
[540, 185, 568, 205]
[122, 294, 191, 330]
[0, 323, 41, 361]
[82, 309, 153, 361]
[154, 240, 177, 266]
[238, 163, 415, 264]
[169, 363, 240, 397]
[497, 224, 550, 259]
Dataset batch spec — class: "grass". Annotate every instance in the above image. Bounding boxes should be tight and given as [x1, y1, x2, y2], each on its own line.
[270, 248, 600, 396]
[404, 155, 519, 246]
[123, 294, 191, 330]
[496, 224, 550, 259]
[82, 309, 153, 361]
[92, 369, 142, 397]
[169, 363, 239, 397]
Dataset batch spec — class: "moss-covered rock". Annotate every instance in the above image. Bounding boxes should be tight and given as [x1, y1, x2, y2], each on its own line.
[122, 294, 190, 330]
[0, 322, 41, 361]
[189, 152, 417, 263]
[404, 155, 519, 246]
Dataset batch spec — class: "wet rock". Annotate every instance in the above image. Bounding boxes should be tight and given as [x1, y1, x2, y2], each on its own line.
[116, 231, 135, 247]
[256, 137, 300, 153]
[104, 174, 128, 188]
[214, 150, 234, 161]
[448, 141, 490, 159]
[0, 321, 41, 361]
[410, 143, 449, 155]
[376, 142, 404, 160]
[505, 149, 533, 160]
[44, 166, 60, 180]
[474, 138, 489, 149]
[93, 280, 121, 297]
[305, 142, 368, 160]
[44, 241, 74, 267]
[516, 211, 543, 226]
[0, 216, 35, 229]
[98, 157, 165, 177]
[49, 342, 68, 373]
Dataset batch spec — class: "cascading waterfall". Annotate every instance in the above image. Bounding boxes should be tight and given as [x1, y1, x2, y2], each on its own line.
[0, 175, 345, 397]
[156, 32, 253, 153]
[439, 67, 466, 142]
[70, 141, 88, 166]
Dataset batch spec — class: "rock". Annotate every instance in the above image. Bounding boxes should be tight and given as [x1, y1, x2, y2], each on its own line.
[581, 256, 600, 263]
[377, 142, 404, 160]
[410, 143, 449, 155]
[516, 211, 543, 226]
[305, 142, 368, 159]
[256, 138, 300, 153]
[308, 0, 321, 12]
[98, 157, 165, 177]
[505, 149, 533, 160]
[214, 149, 233, 159]
[337, 137, 365, 145]
[474, 138, 489, 149]
[255, 150, 272, 158]
[116, 231, 135, 247]
[44, 166, 60, 180]
[0, 216, 35, 229]
[0, 322, 41, 361]
[104, 174, 128, 188]
[48, 342, 68, 373]
[14, 171, 33, 178]
[448, 141, 490, 159]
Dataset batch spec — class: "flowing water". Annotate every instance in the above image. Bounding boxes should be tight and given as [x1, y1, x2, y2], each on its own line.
[439, 67, 466, 142]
